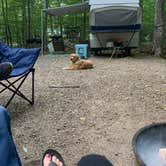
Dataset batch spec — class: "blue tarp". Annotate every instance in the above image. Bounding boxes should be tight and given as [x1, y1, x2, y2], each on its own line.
[0, 41, 40, 77]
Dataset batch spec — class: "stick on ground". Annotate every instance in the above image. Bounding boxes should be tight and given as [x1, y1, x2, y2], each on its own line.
[49, 85, 80, 88]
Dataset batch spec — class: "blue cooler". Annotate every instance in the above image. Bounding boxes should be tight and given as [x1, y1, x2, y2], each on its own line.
[75, 44, 88, 59]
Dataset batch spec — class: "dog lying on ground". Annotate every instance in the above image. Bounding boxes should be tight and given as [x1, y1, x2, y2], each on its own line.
[64, 54, 93, 70]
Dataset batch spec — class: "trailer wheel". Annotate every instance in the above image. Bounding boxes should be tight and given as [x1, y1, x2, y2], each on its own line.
[94, 50, 98, 56]
[124, 48, 131, 56]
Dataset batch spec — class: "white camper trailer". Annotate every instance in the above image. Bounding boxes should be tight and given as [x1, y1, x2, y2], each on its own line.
[43, 0, 141, 55]
[89, 0, 141, 55]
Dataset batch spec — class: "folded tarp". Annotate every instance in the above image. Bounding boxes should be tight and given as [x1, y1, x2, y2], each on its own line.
[44, 1, 89, 16]
[90, 6, 141, 32]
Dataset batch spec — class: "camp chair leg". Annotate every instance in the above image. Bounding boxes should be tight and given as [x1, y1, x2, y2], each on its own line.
[5, 90, 17, 108]
[31, 68, 35, 105]
[5, 72, 30, 107]
[0, 74, 25, 93]
[0, 69, 35, 107]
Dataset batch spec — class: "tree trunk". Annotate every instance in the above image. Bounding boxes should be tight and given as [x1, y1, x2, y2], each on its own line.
[1, 0, 8, 43]
[83, 11, 87, 41]
[27, 0, 31, 40]
[22, 0, 27, 47]
[1, 0, 12, 45]
[59, 16, 63, 37]
[14, 5, 20, 46]
[57, 0, 63, 37]
[153, 0, 164, 56]
[5, 0, 12, 46]
[43, 0, 49, 51]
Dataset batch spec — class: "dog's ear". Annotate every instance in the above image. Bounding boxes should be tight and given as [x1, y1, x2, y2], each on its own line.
[70, 53, 76, 57]
[75, 54, 80, 59]
[76, 55, 80, 59]
[74, 56, 80, 62]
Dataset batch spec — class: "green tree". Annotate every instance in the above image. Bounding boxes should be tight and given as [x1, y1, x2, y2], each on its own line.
[153, 0, 165, 56]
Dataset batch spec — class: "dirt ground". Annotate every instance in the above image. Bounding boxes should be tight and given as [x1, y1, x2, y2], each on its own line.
[1, 54, 166, 166]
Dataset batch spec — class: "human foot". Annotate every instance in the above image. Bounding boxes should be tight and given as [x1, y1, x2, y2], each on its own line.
[43, 154, 63, 166]
[42, 149, 65, 166]
[43, 154, 51, 166]
[52, 156, 63, 166]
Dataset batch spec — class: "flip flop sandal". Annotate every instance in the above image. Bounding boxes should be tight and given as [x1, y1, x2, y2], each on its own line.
[41, 149, 66, 166]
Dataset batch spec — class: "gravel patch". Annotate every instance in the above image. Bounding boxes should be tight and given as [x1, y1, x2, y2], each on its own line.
[1, 54, 165, 166]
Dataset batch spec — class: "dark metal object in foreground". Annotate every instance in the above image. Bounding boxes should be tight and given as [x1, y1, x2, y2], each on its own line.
[132, 123, 166, 166]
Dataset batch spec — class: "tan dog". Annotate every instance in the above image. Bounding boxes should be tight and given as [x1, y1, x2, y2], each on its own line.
[64, 54, 93, 70]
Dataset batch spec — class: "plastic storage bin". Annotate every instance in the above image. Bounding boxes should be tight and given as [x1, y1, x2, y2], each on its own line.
[75, 44, 88, 59]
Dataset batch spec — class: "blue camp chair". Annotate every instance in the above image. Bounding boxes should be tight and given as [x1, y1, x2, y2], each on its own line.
[0, 41, 41, 107]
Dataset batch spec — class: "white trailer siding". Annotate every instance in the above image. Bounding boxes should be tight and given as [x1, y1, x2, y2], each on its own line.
[90, 32, 140, 48]
[89, 5, 141, 49]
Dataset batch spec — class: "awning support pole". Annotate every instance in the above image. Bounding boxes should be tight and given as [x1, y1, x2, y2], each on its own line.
[41, 9, 44, 56]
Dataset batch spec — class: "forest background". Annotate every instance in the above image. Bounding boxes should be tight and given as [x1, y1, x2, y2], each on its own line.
[0, 0, 165, 50]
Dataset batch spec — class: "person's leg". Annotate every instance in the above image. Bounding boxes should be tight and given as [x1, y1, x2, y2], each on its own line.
[0, 106, 22, 166]
[0, 62, 13, 80]
[77, 154, 114, 166]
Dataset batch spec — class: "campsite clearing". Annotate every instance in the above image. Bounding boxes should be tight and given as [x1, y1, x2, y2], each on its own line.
[2, 54, 165, 166]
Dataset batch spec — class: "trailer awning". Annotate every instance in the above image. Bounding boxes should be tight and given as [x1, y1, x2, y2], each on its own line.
[44, 2, 89, 16]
